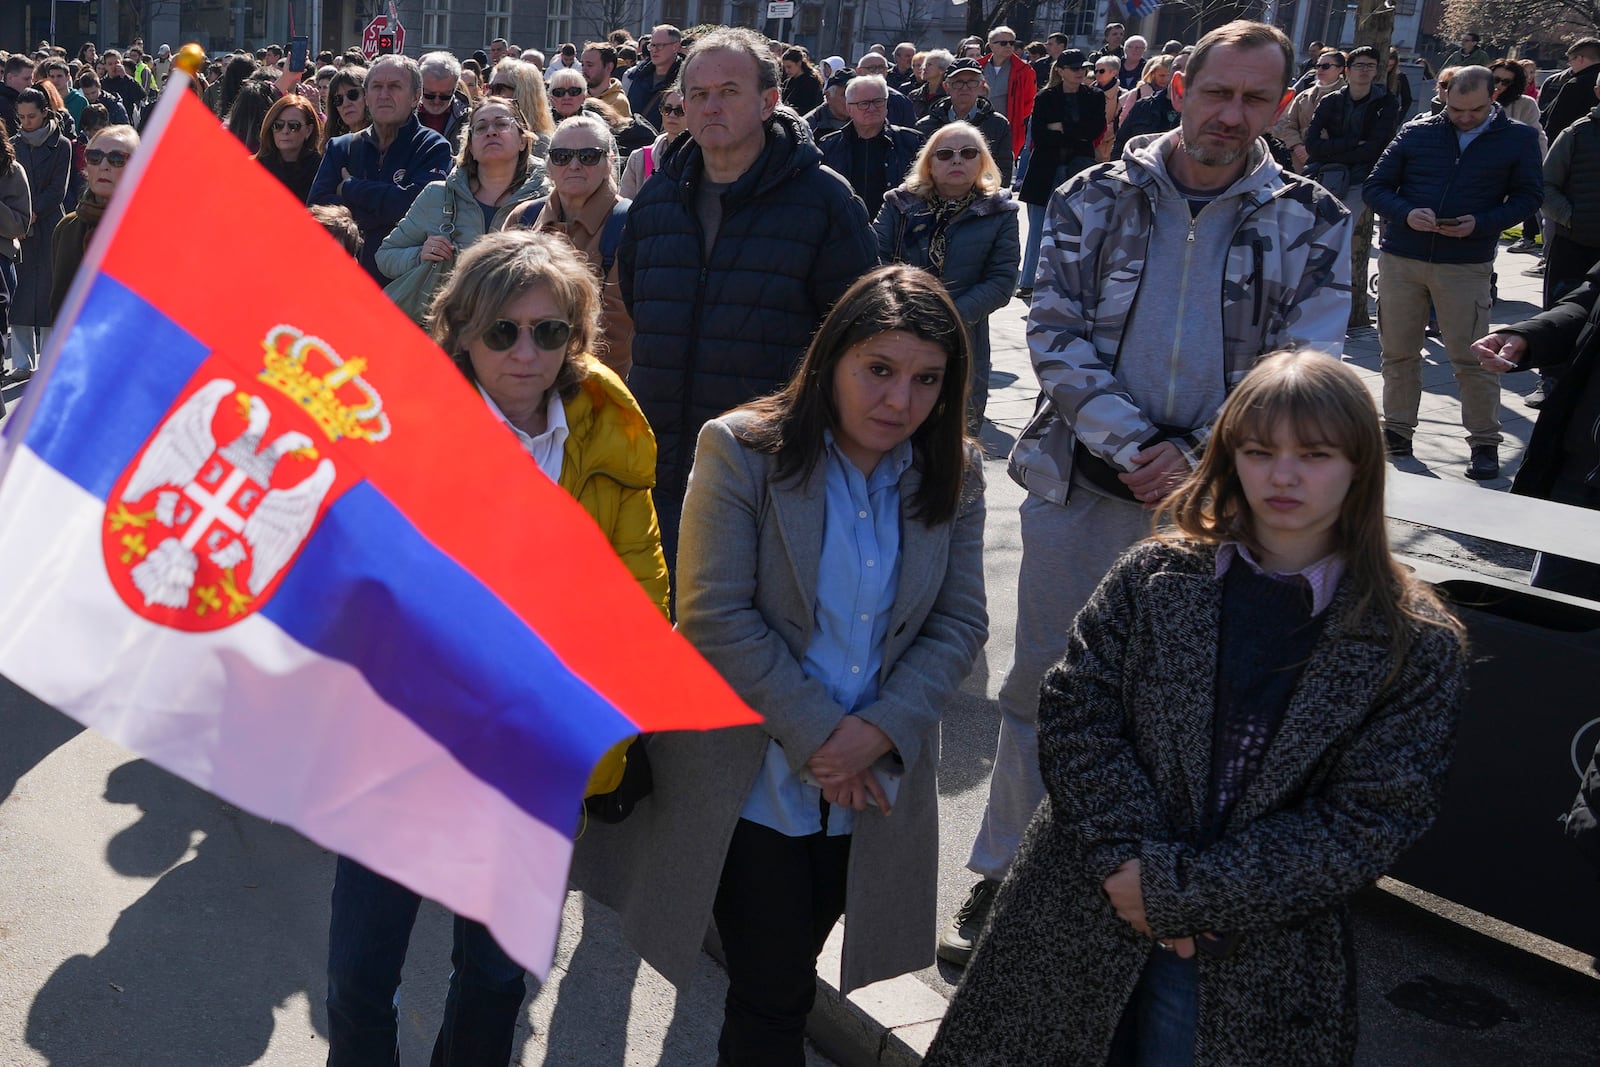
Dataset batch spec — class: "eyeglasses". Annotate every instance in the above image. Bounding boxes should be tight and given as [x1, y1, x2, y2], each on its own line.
[471, 118, 517, 135]
[1349, 62, 1378, 71]
[547, 146, 607, 167]
[482, 318, 571, 352]
[549, 86, 586, 98]
[421, 90, 454, 102]
[334, 88, 362, 104]
[488, 83, 516, 97]
[271, 119, 306, 132]
[85, 148, 131, 167]
[848, 97, 887, 109]
[1315, 62, 1342, 70]
[660, 102, 685, 116]
[934, 146, 981, 161]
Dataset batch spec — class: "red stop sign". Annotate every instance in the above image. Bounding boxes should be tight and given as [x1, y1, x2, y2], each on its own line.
[361, 16, 405, 60]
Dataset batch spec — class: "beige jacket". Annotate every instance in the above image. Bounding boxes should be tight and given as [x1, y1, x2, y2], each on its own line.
[1273, 77, 1345, 161]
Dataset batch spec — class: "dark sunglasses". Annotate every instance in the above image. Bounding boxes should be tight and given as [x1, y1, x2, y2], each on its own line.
[549, 86, 585, 98]
[487, 83, 516, 97]
[1315, 62, 1342, 70]
[421, 90, 454, 102]
[85, 148, 131, 167]
[934, 146, 981, 161]
[334, 88, 362, 104]
[482, 318, 571, 352]
[1492, 76, 1515, 85]
[991, 38, 1016, 46]
[271, 119, 305, 132]
[548, 146, 607, 167]
[659, 102, 685, 116]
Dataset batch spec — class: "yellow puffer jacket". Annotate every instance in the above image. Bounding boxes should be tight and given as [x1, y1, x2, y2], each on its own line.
[556, 356, 670, 794]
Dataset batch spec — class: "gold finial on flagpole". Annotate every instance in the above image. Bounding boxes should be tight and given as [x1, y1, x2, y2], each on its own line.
[173, 44, 206, 78]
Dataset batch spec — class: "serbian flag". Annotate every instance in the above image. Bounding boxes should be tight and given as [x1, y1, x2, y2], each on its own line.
[0, 65, 758, 977]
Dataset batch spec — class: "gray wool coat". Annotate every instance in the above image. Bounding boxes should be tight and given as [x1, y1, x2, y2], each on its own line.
[926, 540, 1465, 1066]
[571, 412, 988, 994]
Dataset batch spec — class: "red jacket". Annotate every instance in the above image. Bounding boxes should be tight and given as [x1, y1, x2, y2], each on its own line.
[982, 51, 1036, 157]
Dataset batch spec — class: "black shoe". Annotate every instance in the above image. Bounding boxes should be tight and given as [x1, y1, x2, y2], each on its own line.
[3, 368, 32, 385]
[937, 878, 1000, 967]
[1383, 429, 1413, 457]
[1015, 286, 1033, 302]
[1507, 237, 1539, 254]
[1466, 445, 1500, 480]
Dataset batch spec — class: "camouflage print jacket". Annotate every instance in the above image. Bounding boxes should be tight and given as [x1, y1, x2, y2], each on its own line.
[1009, 131, 1353, 506]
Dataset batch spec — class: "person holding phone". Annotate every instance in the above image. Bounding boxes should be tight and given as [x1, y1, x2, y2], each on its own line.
[1364, 64, 1543, 480]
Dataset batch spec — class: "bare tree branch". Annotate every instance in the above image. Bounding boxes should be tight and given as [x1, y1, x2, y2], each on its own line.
[1440, 0, 1600, 45]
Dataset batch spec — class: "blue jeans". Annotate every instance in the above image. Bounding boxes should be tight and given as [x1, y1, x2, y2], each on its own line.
[1019, 167, 1068, 291]
[1109, 948, 1199, 1066]
[326, 856, 529, 1067]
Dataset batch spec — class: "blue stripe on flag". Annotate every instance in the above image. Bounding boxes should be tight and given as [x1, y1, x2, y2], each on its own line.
[15, 274, 212, 499]
[262, 479, 635, 836]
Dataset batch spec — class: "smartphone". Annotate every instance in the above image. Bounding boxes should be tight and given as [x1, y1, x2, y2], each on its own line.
[289, 36, 309, 74]
[1435, 217, 1460, 227]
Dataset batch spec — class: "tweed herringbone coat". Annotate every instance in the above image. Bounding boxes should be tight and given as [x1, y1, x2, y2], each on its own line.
[926, 540, 1465, 1066]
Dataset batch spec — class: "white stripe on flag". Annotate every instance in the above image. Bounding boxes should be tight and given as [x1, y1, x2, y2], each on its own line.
[0, 447, 573, 976]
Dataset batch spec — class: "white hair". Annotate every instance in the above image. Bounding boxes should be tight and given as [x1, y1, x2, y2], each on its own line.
[988, 25, 1015, 42]
[923, 49, 954, 72]
[1126, 35, 1148, 50]
[521, 48, 545, 66]
[417, 50, 461, 82]
[548, 66, 586, 90]
[845, 73, 887, 100]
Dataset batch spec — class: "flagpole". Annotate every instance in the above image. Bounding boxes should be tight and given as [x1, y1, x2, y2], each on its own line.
[0, 45, 208, 479]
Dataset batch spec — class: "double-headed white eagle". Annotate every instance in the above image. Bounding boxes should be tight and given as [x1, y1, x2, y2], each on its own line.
[123, 378, 336, 609]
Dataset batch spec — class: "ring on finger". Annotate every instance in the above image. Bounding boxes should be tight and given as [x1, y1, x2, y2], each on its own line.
[1157, 940, 1173, 952]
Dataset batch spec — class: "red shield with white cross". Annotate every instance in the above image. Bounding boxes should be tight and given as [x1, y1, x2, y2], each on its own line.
[103, 377, 338, 631]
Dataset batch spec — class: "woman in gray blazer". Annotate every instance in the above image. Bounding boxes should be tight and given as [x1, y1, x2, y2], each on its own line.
[655, 266, 987, 1064]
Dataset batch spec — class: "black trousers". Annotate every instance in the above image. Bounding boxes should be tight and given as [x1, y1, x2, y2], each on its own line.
[712, 818, 852, 1067]
[1545, 233, 1600, 310]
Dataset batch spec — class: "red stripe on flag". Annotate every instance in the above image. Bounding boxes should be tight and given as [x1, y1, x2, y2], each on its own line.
[95, 91, 758, 734]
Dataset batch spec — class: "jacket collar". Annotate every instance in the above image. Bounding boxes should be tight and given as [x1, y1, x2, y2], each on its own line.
[664, 109, 821, 206]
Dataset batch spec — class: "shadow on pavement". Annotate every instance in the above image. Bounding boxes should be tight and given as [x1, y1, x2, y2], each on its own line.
[25, 759, 332, 1066]
[0, 676, 84, 807]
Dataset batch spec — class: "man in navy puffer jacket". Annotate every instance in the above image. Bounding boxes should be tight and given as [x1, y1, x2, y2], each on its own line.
[619, 28, 877, 571]
[1364, 65, 1543, 480]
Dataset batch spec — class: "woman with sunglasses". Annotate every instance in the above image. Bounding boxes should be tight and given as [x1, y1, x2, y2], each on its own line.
[875, 123, 1017, 432]
[507, 114, 634, 377]
[377, 97, 549, 325]
[253, 94, 323, 203]
[1490, 60, 1547, 255]
[321, 66, 369, 147]
[326, 229, 668, 1067]
[1016, 53, 1105, 300]
[546, 66, 589, 124]
[48, 125, 138, 321]
[7, 87, 72, 381]
[487, 59, 554, 160]
[619, 87, 685, 199]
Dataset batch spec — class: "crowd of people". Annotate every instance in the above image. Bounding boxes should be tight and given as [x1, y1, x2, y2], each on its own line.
[3, 12, 1600, 1066]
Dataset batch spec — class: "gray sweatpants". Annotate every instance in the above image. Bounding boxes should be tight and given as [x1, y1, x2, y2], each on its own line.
[966, 483, 1155, 881]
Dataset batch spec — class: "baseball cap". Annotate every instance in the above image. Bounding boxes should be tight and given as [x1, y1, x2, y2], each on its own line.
[1056, 48, 1090, 68]
[945, 57, 983, 78]
[825, 67, 856, 90]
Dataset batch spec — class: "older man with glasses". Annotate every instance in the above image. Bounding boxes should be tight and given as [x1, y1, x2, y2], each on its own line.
[980, 25, 1035, 159]
[818, 73, 925, 216]
[852, 50, 916, 128]
[917, 57, 1014, 185]
[310, 54, 453, 283]
[416, 51, 469, 145]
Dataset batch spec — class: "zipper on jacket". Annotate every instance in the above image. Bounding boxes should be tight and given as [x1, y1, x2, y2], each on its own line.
[1168, 210, 1201, 418]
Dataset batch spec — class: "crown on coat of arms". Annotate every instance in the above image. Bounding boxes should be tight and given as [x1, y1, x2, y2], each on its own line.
[258, 325, 391, 444]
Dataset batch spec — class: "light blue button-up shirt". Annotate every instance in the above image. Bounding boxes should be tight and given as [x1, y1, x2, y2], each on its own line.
[740, 434, 912, 837]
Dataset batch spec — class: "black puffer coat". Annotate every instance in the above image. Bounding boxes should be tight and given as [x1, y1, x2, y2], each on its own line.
[618, 111, 877, 562]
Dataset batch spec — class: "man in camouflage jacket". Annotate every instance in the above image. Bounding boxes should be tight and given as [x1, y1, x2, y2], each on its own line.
[940, 19, 1352, 968]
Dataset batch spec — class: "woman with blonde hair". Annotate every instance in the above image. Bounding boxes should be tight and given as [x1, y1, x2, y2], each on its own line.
[928, 350, 1467, 1064]
[546, 65, 590, 124]
[507, 112, 635, 377]
[377, 97, 549, 324]
[1118, 53, 1175, 125]
[875, 121, 1018, 431]
[487, 58, 554, 159]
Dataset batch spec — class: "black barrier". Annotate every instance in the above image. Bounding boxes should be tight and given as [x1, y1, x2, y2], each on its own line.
[1389, 558, 1600, 956]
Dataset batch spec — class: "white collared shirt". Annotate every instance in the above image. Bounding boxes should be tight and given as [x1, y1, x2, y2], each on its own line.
[478, 384, 567, 484]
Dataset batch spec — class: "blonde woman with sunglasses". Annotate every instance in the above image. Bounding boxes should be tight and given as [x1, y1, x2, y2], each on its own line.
[49, 124, 138, 321]
[875, 121, 1018, 431]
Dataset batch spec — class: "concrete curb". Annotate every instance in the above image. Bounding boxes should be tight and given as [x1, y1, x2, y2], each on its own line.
[808, 925, 946, 1067]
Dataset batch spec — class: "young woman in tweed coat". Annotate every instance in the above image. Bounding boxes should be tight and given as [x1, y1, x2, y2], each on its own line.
[927, 351, 1467, 1065]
